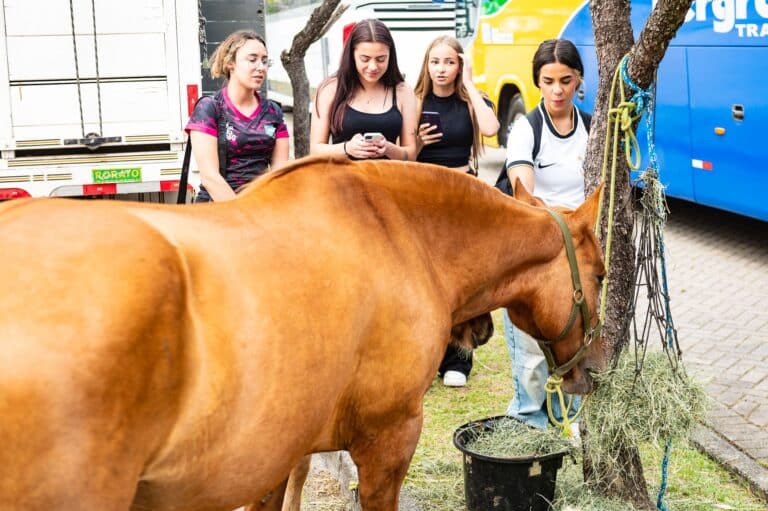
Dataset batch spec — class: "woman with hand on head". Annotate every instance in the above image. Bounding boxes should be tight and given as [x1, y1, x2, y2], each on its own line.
[310, 19, 418, 161]
[414, 35, 499, 387]
[415, 36, 498, 176]
[186, 30, 289, 202]
[503, 38, 592, 429]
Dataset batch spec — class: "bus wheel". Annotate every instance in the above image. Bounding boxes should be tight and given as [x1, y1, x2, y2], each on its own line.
[499, 93, 525, 147]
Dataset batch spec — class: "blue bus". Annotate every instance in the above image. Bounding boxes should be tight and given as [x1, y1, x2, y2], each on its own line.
[473, 0, 768, 221]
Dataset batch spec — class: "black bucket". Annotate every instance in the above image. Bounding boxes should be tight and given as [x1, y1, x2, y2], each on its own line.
[453, 416, 568, 511]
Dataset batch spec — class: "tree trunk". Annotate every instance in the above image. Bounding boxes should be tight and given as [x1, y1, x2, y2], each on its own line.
[280, 0, 346, 158]
[581, 0, 692, 507]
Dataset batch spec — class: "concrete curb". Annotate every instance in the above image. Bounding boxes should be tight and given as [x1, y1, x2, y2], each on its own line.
[690, 425, 768, 501]
[312, 451, 421, 510]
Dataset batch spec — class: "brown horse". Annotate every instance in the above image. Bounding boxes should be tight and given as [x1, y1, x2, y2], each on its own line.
[0, 155, 605, 511]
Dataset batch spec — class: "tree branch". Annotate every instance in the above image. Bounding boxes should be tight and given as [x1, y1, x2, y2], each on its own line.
[280, 0, 348, 158]
[282, 1, 346, 63]
[628, 0, 693, 87]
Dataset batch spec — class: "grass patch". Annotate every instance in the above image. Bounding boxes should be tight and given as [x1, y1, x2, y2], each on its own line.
[403, 309, 767, 510]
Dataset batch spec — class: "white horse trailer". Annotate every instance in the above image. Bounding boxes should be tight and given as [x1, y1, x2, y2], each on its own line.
[0, 0, 265, 202]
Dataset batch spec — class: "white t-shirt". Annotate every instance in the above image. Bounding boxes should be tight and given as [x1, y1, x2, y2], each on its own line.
[504, 102, 589, 209]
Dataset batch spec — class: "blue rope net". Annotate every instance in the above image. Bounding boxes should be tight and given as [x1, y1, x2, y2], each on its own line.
[619, 56, 684, 511]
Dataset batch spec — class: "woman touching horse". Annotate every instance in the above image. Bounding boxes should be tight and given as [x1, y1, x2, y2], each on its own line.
[502, 38, 593, 430]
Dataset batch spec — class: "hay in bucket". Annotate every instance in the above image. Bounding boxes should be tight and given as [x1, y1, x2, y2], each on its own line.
[583, 350, 709, 472]
[461, 416, 572, 459]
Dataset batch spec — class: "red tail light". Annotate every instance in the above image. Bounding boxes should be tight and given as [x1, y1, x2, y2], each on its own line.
[187, 84, 199, 116]
[160, 180, 180, 192]
[83, 183, 117, 195]
[0, 188, 31, 200]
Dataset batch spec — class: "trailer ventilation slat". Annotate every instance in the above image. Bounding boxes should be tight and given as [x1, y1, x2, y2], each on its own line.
[125, 135, 171, 143]
[15, 139, 60, 147]
[8, 153, 178, 167]
[0, 175, 31, 183]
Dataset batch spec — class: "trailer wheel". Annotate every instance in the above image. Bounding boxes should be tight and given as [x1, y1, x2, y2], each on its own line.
[498, 92, 525, 147]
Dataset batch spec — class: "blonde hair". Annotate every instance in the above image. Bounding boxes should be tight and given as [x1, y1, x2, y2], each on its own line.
[209, 30, 266, 80]
[414, 36, 493, 169]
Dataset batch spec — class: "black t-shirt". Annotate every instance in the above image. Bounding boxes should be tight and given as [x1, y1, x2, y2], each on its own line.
[417, 92, 491, 168]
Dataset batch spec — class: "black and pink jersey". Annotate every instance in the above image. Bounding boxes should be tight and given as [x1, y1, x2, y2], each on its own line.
[186, 88, 289, 200]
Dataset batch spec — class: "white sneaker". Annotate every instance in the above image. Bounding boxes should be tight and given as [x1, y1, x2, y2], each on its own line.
[443, 370, 467, 387]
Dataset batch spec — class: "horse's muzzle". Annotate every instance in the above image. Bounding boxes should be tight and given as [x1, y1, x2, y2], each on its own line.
[562, 365, 596, 395]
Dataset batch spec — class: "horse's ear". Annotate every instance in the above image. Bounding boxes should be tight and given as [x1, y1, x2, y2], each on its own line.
[512, 178, 546, 207]
[573, 182, 604, 227]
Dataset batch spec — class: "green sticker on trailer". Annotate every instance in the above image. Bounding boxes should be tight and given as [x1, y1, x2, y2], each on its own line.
[92, 167, 142, 184]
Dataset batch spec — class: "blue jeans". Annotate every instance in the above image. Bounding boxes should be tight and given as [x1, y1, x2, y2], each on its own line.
[503, 310, 581, 429]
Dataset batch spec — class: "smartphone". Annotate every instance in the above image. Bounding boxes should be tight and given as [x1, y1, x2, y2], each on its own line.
[420, 111, 443, 132]
[363, 132, 385, 143]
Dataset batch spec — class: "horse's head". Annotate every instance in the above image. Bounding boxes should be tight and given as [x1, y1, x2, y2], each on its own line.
[506, 182, 606, 395]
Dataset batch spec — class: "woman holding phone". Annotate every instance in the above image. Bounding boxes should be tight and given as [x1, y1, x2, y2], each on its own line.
[415, 36, 498, 177]
[414, 35, 499, 386]
[309, 19, 418, 161]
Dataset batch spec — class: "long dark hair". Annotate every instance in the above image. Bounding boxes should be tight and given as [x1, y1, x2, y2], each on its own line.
[532, 39, 584, 87]
[317, 19, 404, 134]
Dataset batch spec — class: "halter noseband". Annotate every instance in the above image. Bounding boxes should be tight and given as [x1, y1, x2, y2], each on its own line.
[535, 209, 603, 378]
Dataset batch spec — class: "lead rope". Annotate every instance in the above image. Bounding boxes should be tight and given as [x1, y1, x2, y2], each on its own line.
[68, 0, 86, 138]
[545, 55, 640, 437]
[619, 57, 683, 511]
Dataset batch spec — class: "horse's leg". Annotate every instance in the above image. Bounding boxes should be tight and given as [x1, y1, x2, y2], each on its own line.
[243, 477, 288, 511]
[282, 455, 311, 511]
[349, 414, 423, 511]
[240, 455, 309, 511]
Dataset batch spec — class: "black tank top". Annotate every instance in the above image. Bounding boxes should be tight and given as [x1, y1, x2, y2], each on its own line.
[332, 87, 402, 144]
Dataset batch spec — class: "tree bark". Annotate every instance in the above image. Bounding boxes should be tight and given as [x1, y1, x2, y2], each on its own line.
[581, 0, 692, 508]
[280, 0, 347, 158]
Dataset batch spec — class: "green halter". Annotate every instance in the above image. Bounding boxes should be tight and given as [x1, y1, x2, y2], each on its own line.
[536, 209, 603, 378]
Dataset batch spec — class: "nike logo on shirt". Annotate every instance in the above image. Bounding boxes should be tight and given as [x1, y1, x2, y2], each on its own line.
[538, 162, 556, 169]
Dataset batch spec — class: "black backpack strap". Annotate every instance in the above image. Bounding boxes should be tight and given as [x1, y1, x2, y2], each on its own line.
[178, 94, 229, 204]
[494, 163, 513, 196]
[494, 106, 544, 196]
[578, 109, 592, 133]
[178, 95, 210, 204]
[215, 94, 227, 178]
[527, 106, 544, 163]
[177, 139, 193, 204]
